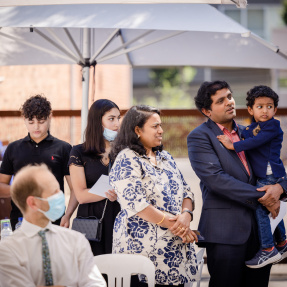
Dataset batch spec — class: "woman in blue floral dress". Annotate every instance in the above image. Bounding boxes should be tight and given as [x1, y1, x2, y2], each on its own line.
[109, 105, 198, 287]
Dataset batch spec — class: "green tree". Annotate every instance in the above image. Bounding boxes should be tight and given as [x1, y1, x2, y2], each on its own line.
[135, 67, 196, 109]
[283, 0, 287, 25]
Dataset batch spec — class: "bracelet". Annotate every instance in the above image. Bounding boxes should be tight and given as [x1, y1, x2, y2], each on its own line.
[156, 213, 166, 225]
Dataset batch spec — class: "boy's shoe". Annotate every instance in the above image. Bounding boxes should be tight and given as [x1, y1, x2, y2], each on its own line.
[273, 241, 287, 264]
[245, 248, 281, 268]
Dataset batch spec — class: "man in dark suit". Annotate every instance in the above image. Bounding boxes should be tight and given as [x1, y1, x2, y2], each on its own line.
[187, 81, 287, 287]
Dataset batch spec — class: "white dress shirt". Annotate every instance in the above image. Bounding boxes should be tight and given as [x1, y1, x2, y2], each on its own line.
[0, 219, 106, 287]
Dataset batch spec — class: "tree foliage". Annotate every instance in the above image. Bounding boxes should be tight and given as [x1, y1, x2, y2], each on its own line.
[135, 67, 196, 109]
[283, 0, 287, 25]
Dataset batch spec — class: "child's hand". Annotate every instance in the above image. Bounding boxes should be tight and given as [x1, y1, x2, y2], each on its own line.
[217, 135, 235, 150]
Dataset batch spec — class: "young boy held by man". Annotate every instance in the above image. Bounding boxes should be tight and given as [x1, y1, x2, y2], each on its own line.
[218, 85, 287, 268]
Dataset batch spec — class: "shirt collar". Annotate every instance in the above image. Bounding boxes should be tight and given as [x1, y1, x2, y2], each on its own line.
[156, 150, 168, 161]
[21, 218, 57, 238]
[137, 149, 167, 161]
[251, 117, 274, 124]
[23, 131, 54, 142]
[217, 120, 238, 133]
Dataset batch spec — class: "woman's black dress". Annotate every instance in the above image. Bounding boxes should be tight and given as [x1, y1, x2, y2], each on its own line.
[68, 144, 120, 256]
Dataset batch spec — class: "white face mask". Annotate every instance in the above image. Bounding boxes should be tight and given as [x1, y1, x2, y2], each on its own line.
[103, 127, 118, 142]
[35, 191, 65, 222]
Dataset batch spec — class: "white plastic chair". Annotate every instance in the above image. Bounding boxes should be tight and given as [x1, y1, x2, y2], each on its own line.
[94, 254, 155, 287]
[185, 248, 205, 287]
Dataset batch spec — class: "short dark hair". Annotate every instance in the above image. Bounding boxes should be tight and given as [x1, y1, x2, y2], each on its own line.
[20, 95, 52, 120]
[10, 164, 47, 213]
[83, 99, 119, 156]
[246, 85, 279, 108]
[194, 81, 232, 116]
[110, 105, 162, 160]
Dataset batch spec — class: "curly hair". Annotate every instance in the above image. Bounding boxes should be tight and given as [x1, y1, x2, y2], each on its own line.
[20, 95, 52, 120]
[246, 85, 279, 108]
[110, 105, 163, 161]
[195, 80, 232, 116]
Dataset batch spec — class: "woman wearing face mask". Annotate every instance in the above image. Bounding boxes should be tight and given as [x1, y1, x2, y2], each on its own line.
[68, 99, 121, 256]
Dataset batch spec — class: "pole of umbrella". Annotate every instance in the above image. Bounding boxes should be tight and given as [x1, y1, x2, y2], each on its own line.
[81, 28, 91, 141]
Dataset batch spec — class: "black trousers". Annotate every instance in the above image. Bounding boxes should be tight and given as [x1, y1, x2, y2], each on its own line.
[206, 227, 272, 287]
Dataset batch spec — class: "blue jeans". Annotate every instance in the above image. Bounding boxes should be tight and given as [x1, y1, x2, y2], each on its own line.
[256, 174, 286, 249]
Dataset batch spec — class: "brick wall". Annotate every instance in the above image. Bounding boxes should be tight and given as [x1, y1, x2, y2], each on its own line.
[0, 64, 132, 144]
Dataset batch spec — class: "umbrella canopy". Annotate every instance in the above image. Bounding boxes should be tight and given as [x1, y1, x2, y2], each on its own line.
[0, 4, 286, 134]
[0, 0, 247, 8]
[0, 4, 284, 68]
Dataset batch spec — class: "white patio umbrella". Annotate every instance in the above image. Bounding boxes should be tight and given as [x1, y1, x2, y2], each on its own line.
[0, 0, 247, 8]
[0, 4, 285, 135]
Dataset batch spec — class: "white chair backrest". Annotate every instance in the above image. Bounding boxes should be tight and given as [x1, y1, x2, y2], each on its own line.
[94, 254, 155, 287]
[185, 248, 205, 287]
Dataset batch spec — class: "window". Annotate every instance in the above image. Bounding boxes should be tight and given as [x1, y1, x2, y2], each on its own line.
[219, 6, 266, 39]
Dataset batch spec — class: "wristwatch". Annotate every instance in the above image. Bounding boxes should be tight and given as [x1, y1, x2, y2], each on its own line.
[280, 189, 287, 202]
[182, 209, 193, 221]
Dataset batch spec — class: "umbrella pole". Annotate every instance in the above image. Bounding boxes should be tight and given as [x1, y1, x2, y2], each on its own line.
[81, 65, 90, 141]
[81, 28, 91, 141]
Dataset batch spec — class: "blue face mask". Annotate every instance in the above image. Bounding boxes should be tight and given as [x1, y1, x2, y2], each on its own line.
[36, 191, 65, 222]
[103, 127, 118, 142]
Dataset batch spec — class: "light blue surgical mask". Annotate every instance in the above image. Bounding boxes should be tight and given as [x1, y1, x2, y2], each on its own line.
[35, 191, 65, 222]
[103, 127, 118, 142]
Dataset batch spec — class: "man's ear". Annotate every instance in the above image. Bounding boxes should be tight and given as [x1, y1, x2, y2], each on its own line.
[247, 106, 254, 116]
[201, 108, 211, 117]
[26, 196, 39, 211]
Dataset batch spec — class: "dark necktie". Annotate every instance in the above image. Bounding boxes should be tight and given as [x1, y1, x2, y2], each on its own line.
[38, 229, 54, 286]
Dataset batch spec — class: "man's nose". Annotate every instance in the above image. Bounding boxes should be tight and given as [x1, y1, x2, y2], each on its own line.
[225, 98, 232, 105]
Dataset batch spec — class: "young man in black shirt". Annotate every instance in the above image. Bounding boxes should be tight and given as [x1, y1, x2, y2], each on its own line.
[0, 95, 78, 229]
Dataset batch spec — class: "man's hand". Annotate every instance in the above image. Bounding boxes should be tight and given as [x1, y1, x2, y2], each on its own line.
[257, 184, 283, 207]
[60, 214, 70, 228]
[266, 200, 280, 219]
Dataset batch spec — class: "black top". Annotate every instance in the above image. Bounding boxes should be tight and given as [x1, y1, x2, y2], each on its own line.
[68, 144, 120, 256]
[0, 133, 72, 228]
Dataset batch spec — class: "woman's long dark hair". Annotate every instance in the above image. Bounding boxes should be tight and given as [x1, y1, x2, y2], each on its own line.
[110, 105, 163, 161]
[83, 99, 119, 156]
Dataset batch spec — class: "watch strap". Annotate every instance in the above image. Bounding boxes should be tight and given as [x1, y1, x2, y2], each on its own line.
[182, 209, 193, 221]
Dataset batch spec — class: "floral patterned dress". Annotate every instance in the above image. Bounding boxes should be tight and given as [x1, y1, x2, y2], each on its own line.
[109, 148, 198, 285]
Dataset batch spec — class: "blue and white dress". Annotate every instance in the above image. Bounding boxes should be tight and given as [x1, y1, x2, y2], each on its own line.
[109, 148, 198, 285]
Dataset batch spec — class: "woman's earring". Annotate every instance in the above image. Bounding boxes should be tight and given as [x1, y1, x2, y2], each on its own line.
[137, 134, 140, 138]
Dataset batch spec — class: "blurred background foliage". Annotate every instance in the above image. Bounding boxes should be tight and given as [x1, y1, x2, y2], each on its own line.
[134, 67, 196, 109]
